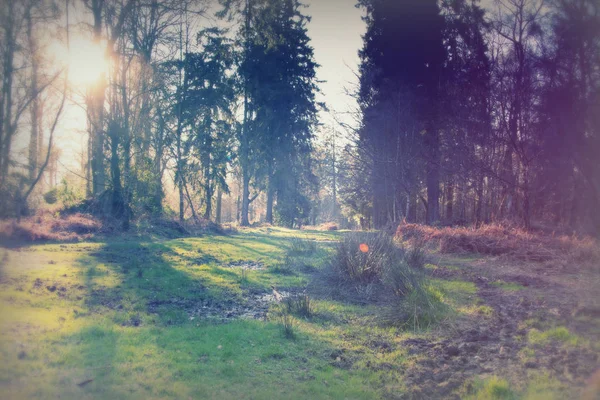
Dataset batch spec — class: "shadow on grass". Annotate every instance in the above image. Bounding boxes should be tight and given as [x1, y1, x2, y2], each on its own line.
[79, 239, 226, 326]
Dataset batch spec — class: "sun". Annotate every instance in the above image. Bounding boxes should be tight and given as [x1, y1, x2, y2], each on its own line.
[64, 36, 109, 86]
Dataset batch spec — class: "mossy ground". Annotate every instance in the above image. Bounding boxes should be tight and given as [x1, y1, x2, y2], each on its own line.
[0, 227, 598, 399]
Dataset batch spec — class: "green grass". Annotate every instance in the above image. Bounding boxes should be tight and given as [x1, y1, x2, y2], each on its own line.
[464, 373, 569, 400]
[0, 228, 386, 399]
[528, 326, 580, 347]
[0, 227, 593, 399]
[490, 280, 525, 291]
[465, 376, 516, 400]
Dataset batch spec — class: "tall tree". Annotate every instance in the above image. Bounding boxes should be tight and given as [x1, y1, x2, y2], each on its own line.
[358, 0, 445, 227]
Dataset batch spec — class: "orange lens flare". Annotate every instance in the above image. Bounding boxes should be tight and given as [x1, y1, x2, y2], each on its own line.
[359, 243, 369, 253]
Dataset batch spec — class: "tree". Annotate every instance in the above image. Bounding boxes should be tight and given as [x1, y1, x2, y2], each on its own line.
[183, 28, 235, 220]
[0, 0, 64, 217]
[357, 0, 445, 228]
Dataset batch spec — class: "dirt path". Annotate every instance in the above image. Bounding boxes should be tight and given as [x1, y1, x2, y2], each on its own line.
[400, 256, 600, 399]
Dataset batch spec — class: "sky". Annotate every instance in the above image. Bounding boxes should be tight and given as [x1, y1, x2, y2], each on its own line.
[304, 0, 366, 129]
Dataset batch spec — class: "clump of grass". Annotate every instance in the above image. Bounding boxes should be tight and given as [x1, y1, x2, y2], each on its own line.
[331, 232, 403, 284]
[284, 294, 313, 319]
[528, 326, 579, 346]
[280, 313, 296, 339]
[385, 283, 448, 330]
[288, 237, 317, 255]
[475, 305, 494, 316]
[465, 376, 516, 400]
[326, 232, 444, 329]
[270, 262, 297, 276]
[238, 268, 249, 284]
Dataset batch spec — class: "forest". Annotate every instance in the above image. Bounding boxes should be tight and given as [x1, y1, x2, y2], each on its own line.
[1, 0, 599, 399]
[0, 0, 598, 234]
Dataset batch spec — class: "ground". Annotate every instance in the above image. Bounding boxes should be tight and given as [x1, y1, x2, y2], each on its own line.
[0, 227, 598, 399]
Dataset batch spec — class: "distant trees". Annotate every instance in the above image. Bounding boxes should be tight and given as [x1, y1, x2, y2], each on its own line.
[348, 0, 600, 234]
[3, 0, 598, 235]
[0, 0, 65, 217]
[1, 0, 322, 228]
[223, 0, 319, 227]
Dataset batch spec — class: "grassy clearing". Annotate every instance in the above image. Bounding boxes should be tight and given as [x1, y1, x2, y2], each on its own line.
[0, 227, 597, 399]
[0, 227, 389, 399]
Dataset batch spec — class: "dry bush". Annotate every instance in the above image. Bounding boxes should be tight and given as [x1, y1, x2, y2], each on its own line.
[0, 212, 102, 243]
[396, 223, 600, 264]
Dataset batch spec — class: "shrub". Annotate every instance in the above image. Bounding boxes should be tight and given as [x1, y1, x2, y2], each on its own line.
[331, 231, 406, 284]
[280, 313, 295, 339]
[0, 212, 101, 242]
[325, 232, 443, 329]
[300, 222, 339, 231]
[283, 294, 313, 319]
[396, 222, 600, 265]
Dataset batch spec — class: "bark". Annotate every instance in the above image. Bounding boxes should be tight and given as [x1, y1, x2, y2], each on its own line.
[27, 9, 42, 183]
[426, 129, 440, 225]
[265, 159, 274, 223]
[89, 0, 106, 195]
[239, 0, 252, 226]
[0, 1, 16, 186]
[241, 172, 250, 226]
[215, 187, 222, 224]
[445, 179, 453, 224]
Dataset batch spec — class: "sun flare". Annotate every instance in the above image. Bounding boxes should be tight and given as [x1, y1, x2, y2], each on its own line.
[64, 37, 108, 86]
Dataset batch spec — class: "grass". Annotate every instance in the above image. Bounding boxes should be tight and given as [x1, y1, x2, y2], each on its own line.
[528, 326, 580, 347]
[465, 376, 516, 400]
[490, 280, 525, 291]
[0, 227, 381, 399]
[464, 373, 569, 400]
[0, 226, 596, 399]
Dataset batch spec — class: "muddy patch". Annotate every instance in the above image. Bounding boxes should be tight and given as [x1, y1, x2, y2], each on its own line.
[189, 289, 298, 320]
[224, 260, 266, 271]
[146, 287, 302, 322]
[400, 260, 600, 399]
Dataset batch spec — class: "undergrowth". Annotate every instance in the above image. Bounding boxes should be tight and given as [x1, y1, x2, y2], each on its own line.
[325, 231, 444, 329]
[397, 223, 600, 265]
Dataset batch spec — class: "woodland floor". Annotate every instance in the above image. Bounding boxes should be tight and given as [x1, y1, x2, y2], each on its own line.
[0, 227, 598, 399]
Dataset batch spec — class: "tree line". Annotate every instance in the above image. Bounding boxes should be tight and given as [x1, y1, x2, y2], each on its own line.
[0, 0, 321, 228]
[1, 0, 599, 234]
[344, 0, 600, 233]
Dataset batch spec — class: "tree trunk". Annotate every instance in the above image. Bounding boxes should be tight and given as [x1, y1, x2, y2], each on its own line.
[0, 1, 16, 186]
[445, 179, 453, 224]
[90, 3, 106, 195]
[241, 172, 250, 226]
[265, 160, 274, 224]
[109, 120, 125, 220]
[215, 187, 222, 224]
[179, 180, 185, 222]
[27, 11, 42, 184]
[426, 129, 440, 225]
